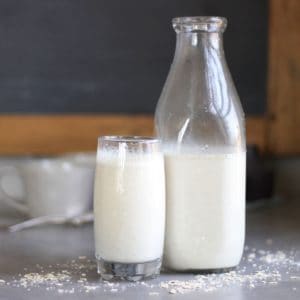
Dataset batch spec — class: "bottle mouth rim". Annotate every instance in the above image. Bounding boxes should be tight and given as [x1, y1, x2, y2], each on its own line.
[172, 16, 227, 33]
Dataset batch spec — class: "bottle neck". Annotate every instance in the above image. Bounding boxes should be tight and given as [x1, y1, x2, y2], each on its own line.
[174, 32, 225, 61]
[170, 30, 233, 120]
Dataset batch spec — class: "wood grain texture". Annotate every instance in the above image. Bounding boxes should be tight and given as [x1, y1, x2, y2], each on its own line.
[246, 116, 267, 152]
[0, 115, 264, 155]
[267, 0, 300, 155]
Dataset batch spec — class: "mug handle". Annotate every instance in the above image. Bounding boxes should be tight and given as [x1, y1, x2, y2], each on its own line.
[0, 166, 28, 214]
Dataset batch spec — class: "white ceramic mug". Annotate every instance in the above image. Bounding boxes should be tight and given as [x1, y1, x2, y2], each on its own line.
[0, 153, 95, 218]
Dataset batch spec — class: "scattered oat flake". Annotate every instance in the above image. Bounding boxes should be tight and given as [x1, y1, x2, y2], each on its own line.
[260, 251, 295, 265]
[84, 285, 98, 293]
[4, 249, 299, 295]
[160, 270, 283, 294]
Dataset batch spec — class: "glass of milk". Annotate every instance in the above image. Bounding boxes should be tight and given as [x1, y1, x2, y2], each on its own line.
[94, 136, 165, 281]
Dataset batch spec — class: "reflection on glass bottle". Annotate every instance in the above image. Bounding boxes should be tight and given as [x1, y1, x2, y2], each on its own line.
[155, 17, 246, 271]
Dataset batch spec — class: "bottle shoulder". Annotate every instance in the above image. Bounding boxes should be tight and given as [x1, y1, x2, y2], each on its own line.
[155, 105, 245, 150]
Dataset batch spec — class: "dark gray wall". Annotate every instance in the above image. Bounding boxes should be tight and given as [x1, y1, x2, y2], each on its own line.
[0, 0, 268, 114]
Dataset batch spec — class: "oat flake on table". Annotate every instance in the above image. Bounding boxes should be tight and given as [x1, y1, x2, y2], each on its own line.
[1, 246, 299, 295]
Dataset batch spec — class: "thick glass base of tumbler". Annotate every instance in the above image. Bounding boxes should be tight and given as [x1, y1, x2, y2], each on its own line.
[96, 257, 162, 281]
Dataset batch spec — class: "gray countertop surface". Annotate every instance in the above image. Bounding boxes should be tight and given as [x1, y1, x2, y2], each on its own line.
[0, 198, 299, 300]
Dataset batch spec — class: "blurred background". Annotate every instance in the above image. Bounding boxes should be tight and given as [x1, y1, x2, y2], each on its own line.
[0, 0, 299, 209]
[0, 0, 267, 114]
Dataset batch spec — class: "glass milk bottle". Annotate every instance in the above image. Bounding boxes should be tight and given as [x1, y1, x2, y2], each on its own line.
[155, 17, 246, 271]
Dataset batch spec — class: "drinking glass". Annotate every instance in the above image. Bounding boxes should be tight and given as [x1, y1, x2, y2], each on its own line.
[94, 136, 165, 281]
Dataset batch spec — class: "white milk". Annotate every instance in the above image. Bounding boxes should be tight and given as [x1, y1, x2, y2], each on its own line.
[94, 152, 165, 263]
[164, 151, 246, 270]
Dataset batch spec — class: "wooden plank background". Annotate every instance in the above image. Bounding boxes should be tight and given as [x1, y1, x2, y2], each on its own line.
[267, 0, 300, 155]
[0, 115, 266, 155]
